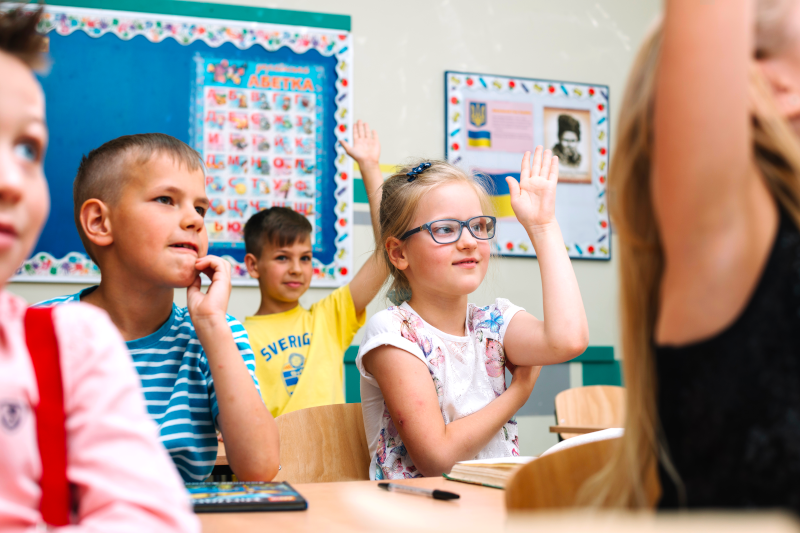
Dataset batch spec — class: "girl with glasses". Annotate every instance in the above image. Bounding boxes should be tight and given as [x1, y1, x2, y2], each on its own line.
[355, 147, 588, 480]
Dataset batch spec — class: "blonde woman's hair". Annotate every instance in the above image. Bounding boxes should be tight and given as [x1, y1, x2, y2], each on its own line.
[581, 12, 800, 508]
[378, 160, 493, 304]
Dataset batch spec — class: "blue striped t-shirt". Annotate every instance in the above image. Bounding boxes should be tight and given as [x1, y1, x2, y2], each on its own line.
[37, 287, 261, 482]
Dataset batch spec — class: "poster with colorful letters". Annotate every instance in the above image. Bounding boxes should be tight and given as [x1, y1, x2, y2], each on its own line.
[13, 3, 354, 287]
[446, 71, 611, 260]
[196, 59, 322, 250]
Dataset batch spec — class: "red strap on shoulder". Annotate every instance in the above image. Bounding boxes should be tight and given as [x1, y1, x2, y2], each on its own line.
[25, 307, 70, 527]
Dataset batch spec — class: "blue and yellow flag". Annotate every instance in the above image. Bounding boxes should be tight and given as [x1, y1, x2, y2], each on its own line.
[482, 171, 519, 218]
[467, 130, 491, 148]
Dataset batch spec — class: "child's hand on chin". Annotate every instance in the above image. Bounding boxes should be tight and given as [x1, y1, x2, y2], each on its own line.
[187, 255, 232, 324]
[506, 146, 560, 232]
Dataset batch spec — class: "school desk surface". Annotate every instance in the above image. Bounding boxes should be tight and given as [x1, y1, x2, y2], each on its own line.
[199, 477, 503, 532]
[198, 478, 800, 533]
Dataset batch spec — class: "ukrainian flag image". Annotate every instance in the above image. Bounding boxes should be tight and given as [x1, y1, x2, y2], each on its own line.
[481, 171, 519, 219]
[467, 130, 492, 148]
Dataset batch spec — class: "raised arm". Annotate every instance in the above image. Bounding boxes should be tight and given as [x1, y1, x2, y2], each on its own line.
[654, 0, 779, 343]
[654, 0, 755, 242]
[363, 346, 539, 476]
[502, 147, 589, 366]
[341, 120, 388, 314]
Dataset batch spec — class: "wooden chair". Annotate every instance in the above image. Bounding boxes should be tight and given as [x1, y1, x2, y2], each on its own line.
[505, 437, 660, 510]
[506, 437, 607, 510]
[272, 403, 371, 484]
[554, 385, 625, 439]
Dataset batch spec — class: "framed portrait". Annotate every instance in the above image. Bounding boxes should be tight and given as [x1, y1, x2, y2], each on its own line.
[445, 71, 611, 261]
[543, 108, 592, 184]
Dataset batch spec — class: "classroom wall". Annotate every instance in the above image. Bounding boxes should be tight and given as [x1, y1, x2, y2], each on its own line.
[8, 0, 661, 455]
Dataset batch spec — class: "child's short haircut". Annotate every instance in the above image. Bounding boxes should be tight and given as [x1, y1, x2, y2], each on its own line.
[244, 207, 312, 258]
[0, 4, 45, 70]
[73, 133, 203, 264]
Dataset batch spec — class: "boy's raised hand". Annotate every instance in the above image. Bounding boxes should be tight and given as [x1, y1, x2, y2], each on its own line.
[340, 120, 380, 172]
[340, 119, 387, 314]
[506, 146, 559, 230]
[187, 255, 232, 323]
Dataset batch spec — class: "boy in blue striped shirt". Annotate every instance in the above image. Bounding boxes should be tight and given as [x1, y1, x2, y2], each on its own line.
[37, 133, 279, 482]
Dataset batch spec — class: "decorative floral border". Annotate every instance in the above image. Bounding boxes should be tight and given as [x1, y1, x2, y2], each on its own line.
[445, 72, 611, 260]
[37, 6, 350, 56]
[15, 251, 100, 280]
[15, 6, 353, 286]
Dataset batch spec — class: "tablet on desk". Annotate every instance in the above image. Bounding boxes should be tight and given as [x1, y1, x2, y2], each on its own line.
[186, 481, 308, 513]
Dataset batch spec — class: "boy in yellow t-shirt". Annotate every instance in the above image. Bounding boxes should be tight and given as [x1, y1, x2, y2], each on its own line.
[243, 121, 386, 417]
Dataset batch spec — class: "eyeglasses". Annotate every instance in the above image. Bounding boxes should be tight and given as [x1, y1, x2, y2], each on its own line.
[400, 216, 496, 244]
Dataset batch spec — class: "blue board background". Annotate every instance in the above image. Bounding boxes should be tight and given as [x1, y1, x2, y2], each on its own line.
[37, 30, 339, 265]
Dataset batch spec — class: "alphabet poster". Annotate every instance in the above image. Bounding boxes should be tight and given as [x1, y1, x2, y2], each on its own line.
[195, 58, 323, 250]
[14, 2, 354, 286]
[446, 71, 611, 260]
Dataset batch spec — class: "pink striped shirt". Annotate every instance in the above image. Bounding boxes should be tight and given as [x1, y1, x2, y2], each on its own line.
[0, 290, 199, 532]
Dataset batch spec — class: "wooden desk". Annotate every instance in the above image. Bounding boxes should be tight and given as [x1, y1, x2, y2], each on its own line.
[198, 477, 800, 533]
[549, 425, 611, 435]
[200, 477, 503, 533]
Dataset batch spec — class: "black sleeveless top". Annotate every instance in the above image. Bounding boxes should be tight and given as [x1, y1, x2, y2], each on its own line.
[655, 210, 800, 511]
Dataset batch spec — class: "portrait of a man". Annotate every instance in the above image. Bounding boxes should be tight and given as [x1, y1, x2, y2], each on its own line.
[552, 114, 582, 167]
[543, 108, 592, 184]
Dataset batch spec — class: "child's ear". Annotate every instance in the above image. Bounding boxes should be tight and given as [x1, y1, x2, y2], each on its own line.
[80, 199, 113, 247]
[385, 237, 408, 271]
[758, 58, 800, 121]
[244, 253, 261, 279]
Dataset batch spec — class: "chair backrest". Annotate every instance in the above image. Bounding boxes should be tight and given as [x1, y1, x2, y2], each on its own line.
[506, 437, 618, 510]
[505, 436, 660, 510]
[555, 385, 625, 439]
[273, 403, 371, 483]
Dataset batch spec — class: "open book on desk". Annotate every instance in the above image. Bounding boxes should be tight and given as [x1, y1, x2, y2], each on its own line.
[442, 456, 536, 489]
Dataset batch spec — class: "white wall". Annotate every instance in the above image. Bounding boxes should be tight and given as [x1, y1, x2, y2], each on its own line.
[7, 0, 660, 454]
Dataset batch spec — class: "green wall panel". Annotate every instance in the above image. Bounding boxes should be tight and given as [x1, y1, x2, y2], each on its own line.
[582, 360, 622, 387]
[570, 346, 614, 363]
[354, 178, 368, 204]
[344, 346, 360, 403]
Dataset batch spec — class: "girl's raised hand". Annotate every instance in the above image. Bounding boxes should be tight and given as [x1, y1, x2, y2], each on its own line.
[506, 146, 559, 230]
[340, 120, 381, 168]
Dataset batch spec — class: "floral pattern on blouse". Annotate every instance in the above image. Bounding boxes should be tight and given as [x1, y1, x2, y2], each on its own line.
[372, 300, 521, 479]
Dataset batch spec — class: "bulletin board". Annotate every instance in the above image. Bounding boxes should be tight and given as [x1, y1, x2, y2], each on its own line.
[13, 0, 354, 286]
[445, 71, 611, 260]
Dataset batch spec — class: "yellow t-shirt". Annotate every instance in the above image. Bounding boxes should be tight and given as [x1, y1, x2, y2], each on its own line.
[243, 285, 365, 418]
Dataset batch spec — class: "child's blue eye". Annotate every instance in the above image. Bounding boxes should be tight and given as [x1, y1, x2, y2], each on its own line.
[195, 206, 206, 216]
[155, 196, 172, 205]
[301, 255, 312, 262]
[14, 142, 38, 162]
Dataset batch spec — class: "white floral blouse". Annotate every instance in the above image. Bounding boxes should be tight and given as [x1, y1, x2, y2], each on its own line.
[356, 299, 524, 480]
